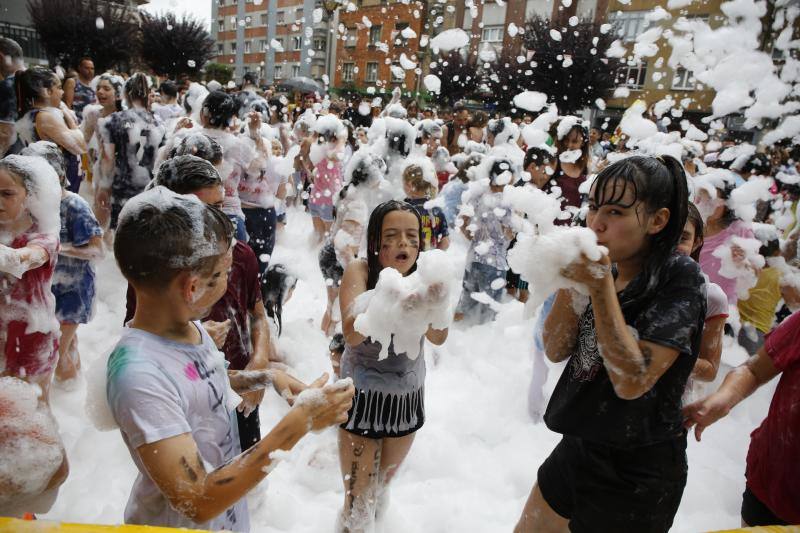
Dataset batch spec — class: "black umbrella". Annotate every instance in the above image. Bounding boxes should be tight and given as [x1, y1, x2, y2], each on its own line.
[276, 76, 325, 95]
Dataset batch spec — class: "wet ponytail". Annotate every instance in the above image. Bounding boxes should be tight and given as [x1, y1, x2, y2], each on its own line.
[124, 72, 151, 110]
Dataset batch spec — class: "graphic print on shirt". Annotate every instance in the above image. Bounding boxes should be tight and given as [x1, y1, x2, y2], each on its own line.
[569, 306, 602, 382]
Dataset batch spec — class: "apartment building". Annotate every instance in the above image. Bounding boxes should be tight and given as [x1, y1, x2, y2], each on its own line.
[212, 0, 328, 85]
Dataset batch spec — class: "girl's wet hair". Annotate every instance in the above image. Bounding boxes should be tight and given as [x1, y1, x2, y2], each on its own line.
[591, 155, 689, 298]
[365, 200, 423, 290]
[20, 141, 66, 187]
[686, 202, 704, 262]
[262, 263, 298, 335]
[555, 121, 590, 171]
[403, 164, 436, 197]
[202, 90, 239, 129]
[386, 131, 411, 157]
[124, 72, 151, 110]
[15, 66, 56, 116]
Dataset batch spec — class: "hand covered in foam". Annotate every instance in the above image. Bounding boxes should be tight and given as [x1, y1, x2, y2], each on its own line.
[354, 250, 454, 360]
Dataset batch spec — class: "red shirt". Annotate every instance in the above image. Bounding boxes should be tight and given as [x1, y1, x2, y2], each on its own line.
[745, 309, 800, 523]
[0, 229, 59, 377]
[125, 242, 262, 371]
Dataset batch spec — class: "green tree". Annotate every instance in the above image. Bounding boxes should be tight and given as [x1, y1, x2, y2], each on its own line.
[204, 63, 233, 85]
[139, 12, 214, 79]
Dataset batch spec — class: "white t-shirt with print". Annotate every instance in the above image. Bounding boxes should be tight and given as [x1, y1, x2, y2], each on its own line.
[107, 323, 249, 532]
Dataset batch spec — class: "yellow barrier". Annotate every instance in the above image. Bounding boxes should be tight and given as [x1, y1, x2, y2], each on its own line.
[710, 528, 800, 533]
[0, 517, 211, 532]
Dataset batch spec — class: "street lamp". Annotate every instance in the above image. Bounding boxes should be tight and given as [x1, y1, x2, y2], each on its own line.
[321, 0, 344, 89]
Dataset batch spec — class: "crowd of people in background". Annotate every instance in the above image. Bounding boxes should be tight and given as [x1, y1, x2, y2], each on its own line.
[1, 33, 799, 532]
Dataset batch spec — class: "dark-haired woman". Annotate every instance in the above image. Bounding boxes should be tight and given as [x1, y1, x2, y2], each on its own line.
[97, 73, 166, 231]
[515, 156, 706, 533]
[547, 119, 589, 224]
[14, 67, 87, 193]
[336, 200, 448, 531]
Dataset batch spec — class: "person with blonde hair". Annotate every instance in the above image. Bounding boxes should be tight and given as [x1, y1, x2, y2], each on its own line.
[402, 164, 449, 251]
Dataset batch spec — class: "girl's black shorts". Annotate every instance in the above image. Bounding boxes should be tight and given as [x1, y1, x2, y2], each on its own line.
[537, 435, 688, 532]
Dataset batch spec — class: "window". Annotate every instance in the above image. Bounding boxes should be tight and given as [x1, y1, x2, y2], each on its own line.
[244, 41, 252, 53]
[274, 64, 283, 79]
[672, 67, 695, 90]
[275, 37, 284, 51]
[365, 62, 378, 82]
[369, 25, 382, 46]
[260, 40, 267, 52]
[295, 8, 303, 21]
[617, 63, 647, 89]
[612, 11, 649, 42]
[230, 42, 237, 53]
[217, 19, 224, 33]
[343, 63, 355, 82]
[314, 37, 326, 51]
[292, 35, 302, 50]
[277, 11, 285, 24]
[245, 16, 252, 27]
[217, 43, 224, 55]
[481, 26, 503, 43]
[345, 27, 357, 47]
[260, 14, 267, 26]
[391, 63, 404, 82]
[394, 22, 409, 46]
[292, 65, 300, 77]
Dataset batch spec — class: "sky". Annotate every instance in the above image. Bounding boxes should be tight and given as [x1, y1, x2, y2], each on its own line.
[140, 0, 212, 29]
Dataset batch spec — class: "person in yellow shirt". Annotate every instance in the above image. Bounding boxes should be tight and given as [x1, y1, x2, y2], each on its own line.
[738, 238, 800, 354]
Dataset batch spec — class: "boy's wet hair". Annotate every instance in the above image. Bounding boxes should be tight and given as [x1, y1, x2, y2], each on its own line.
[686, 202, 704, 262]
[262, 263, 297, 335]
[759, 238, 780, 258]
[21, 141, 66, 187]
[329, 333, 345, 355]
[202, 90, 239, 128]
[159, 80, 178, 98]
[365, 200, 423, 290]
[154, 155, 222, 195]
[14, 66, 56, 116]
[169, 133, 223, 165]
[591, 155, 689, 298]
[524, 147, 554, 170]
[114, 193, 233, 289]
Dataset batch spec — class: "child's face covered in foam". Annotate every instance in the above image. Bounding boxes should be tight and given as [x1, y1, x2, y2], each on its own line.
[378, 210, 420, 275]
[0, 169, 28, 227]
[189, 247, 234, 319]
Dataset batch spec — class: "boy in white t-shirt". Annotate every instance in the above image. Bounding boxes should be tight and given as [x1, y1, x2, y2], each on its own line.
[107, 187, 353, 531]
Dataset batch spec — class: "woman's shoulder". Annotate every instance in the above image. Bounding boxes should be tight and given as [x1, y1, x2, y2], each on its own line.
[662, 253, 705, 287]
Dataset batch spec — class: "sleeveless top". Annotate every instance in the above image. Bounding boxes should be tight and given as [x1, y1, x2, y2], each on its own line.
[340, 337, 425, 396]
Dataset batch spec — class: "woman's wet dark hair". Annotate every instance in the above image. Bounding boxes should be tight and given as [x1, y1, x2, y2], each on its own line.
[386, 131, 410, 157]
[202, 90, 238, 129]
[15, 66, 56, 116]
[262, 263, 297, 335]
[365, 200, 423, 290]
[97, 73, 124, 111]
[154, 155, 222, 194]
[591, 154, 689, 298]
[170, 133, 223, 165]
[524, 147, 555, 169]
[124, 72, 151, 110]
[686, 202, 704, 262]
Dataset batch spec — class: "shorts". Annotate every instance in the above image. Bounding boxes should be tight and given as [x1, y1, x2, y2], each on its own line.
[53, 283, 95, 324]
[308, 201, 334, 222]
[741, 486, 789, 526]
[537, 435, 687, 532]
[341, 385, 425, 440]
[318, 241, 344, 288]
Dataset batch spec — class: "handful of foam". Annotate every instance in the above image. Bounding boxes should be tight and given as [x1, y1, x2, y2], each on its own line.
[713, 236, 765, 300]
[354, 250, 454, 360]
[508, 226, 608, 314]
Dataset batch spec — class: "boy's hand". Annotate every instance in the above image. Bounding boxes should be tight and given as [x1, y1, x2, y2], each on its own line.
[270, 369, 307, 406]
[174, 117, 193, 133]
[682, 392, 733, 442]
[295, 373, 354, 431]
[202, 319, 231, 349]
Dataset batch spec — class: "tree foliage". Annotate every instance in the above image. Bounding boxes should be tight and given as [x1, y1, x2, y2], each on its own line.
[204, 63, 234, 85]
[27, 0, 138, 71]
[521, 16, 622, 114]
[429, 51, 480, 107]
[140, 12, 214, 79]
[482, 50, 535, 112]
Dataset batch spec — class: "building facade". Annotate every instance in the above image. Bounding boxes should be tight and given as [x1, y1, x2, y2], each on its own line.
[212, 0, 330, 85]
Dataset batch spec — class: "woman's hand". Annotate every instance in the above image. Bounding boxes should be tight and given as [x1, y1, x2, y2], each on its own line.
[174, 117, 193, 133]
[560, 252, 612, 291]
[270, 369, 308, 405]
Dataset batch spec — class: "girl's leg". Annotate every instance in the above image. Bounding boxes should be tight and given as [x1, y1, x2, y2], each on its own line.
[338, 430, 382, 532]
[55, 323, 80, 382]
[514, 483, 569, 533]
[378, 433, 415, 485]
[322, 285, 339, 336]
[312, 216, 327, 243]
